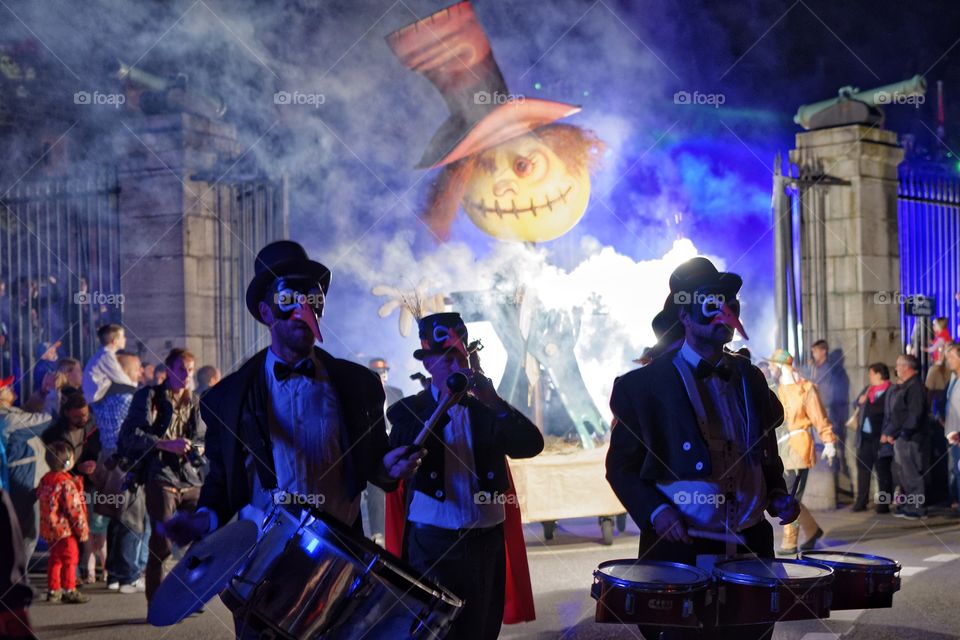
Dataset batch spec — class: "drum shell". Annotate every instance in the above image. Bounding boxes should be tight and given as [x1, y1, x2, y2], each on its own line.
[591, 561, 711, 628]
[714, 562, 833, 626]
[225, 505, 462, 639]
[592, 578, 710, 627]
[799, 553, 900, 610]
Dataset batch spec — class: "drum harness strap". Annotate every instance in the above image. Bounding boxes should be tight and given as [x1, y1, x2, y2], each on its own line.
[673, 355, 741, 558]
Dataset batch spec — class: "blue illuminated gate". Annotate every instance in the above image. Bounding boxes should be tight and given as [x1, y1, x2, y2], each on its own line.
[897, 163, 960, 371]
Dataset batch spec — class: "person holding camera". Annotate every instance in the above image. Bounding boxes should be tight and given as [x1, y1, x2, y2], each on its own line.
[118, 347, 204, 602]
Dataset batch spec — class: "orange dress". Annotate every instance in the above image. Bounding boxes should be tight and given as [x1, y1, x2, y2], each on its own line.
[775, 381, 837, 470]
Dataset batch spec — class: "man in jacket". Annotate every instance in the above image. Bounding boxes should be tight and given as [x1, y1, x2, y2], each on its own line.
[388, 312, 544, 640]
[1, 376, 52, 582]
[606, 257, 799, 640]
[162, 241, 423, 637]
[119, 348, 204, 601]
[882, 354, 928, 519]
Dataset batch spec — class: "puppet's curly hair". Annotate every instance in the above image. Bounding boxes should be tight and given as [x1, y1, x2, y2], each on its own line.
[422, 124, 605, 241]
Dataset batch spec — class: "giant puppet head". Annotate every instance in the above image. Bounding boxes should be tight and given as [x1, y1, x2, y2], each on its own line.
[386, 1, 604, 243]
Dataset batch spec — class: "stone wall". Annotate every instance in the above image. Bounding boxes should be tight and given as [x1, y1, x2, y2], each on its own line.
[118, 113, 240, 369]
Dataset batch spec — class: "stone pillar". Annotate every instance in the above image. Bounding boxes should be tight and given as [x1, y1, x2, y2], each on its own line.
[118, 113, 240, 370]
[789, 124, 903, 509]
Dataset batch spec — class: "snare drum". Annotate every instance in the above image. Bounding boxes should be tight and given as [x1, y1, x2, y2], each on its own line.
[713, 558, 834, 625]
[800, 551, 901, 610]
[592, 560, 712, 628]
[224, 503, 463, 639]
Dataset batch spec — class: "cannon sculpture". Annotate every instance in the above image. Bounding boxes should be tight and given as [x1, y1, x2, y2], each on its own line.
[794, 74, 926, 130]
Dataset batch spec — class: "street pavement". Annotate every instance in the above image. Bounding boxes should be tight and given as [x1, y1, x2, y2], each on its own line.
[29, 506, 960, 639]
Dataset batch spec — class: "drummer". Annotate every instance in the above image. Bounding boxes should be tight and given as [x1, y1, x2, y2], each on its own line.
[387, 312, 543, 640]
[606, 257, 800, 640]
[163, 241, 425, 637]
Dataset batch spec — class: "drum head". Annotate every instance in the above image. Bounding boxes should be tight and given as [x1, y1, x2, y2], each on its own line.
[800, 551, 900, 572]
[714, 558, 833, 588]
[596, 560, 710, 592]
[148, 519, 259, 626]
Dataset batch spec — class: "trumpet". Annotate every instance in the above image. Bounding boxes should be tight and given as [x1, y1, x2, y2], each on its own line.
[410, 340, 487, 449]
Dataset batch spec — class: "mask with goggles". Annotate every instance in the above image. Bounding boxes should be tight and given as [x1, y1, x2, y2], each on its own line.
[268, 276, 324, 343]
[686, 289, 749, 340]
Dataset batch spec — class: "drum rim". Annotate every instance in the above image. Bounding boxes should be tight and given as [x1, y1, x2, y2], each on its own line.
[595, 559, 711, 592]
[799, 550, 901, 573]
[713, 558, 835, 588]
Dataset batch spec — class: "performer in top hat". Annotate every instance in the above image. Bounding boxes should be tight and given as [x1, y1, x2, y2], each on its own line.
[386, 312, 543, 640]
[163, 240, 424, 637]
[606, 257, 800, 640]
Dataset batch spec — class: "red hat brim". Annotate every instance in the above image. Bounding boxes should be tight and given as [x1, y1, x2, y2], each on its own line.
[421, 98, 581, 169]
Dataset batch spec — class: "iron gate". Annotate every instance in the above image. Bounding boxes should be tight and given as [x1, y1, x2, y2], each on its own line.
[898, 163, 960, 371]
[0, 170, 121, 399]
[210, 176, 288, 372]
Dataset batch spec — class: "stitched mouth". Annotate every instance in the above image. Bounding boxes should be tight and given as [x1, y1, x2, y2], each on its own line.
[464, 186, 573, 218]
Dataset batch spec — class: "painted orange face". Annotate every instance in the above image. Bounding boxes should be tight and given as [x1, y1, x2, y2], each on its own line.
[462, 133, 591, 242]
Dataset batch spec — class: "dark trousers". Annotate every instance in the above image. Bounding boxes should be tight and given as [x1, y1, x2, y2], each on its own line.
[405, 522, 505, 640]
[894, 438, 926, 515]
[854, 435, 880, 509]
[876, 455, 895, 511]
[144, 482, 200, 601]
[636, 519, 775, 640]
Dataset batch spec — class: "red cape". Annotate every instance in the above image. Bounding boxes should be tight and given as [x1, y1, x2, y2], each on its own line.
[385, 465, 536, 624]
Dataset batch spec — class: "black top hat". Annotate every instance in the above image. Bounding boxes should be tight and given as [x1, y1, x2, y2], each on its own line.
[669, 257, 742, 299]
[245, 240, 331, 324]
[650, 257, 742, 355]
[414, 312, 469, 360]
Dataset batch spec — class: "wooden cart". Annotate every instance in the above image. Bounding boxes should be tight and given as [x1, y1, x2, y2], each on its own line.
[509, 444, 629, 545]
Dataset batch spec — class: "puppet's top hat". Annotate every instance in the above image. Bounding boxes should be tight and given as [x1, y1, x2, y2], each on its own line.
[386, 1, 580, 169]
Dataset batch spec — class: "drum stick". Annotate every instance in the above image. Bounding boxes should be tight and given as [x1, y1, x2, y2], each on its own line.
[789, 474, 802, 498]
[406, 372, 470, 453]
[688, 527, 745, 545]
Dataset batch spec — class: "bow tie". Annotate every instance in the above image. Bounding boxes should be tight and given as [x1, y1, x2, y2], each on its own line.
[274, 359, 316, 381]
[694, 359, 732, 381]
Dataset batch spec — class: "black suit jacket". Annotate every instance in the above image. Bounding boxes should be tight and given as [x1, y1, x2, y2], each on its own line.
[606, 350, 787, 528]
[197, 347, 393, 531]
[387, 390, 543, 502]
